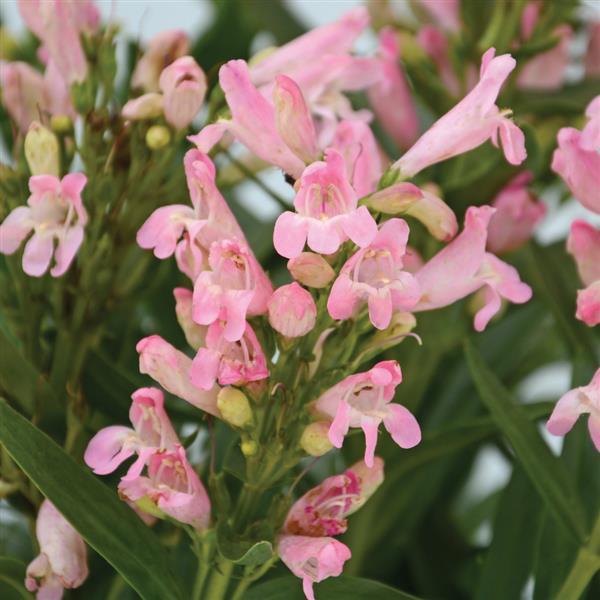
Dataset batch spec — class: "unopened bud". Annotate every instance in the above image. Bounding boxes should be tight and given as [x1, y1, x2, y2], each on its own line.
[217, 387, 253, 428]
[300, 422, 333, 457]
[50, 114, 73, 134]
[371, 312, 417, 345]
[241, 439, 258, 456]
[146, 125, 171, 150]
[24, 122, 60, 176]
[287, 252, 335, 289]
[173, 288, 205, 350]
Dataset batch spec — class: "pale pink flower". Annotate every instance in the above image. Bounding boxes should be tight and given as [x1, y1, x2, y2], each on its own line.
[368, 28, 419, 150]
[190, 321, 268, 390]
[273, 149, 377, 258]
[132, 29, 190, 92]
[174, 287, 206, 350]
[136, 335, 220, 416]
[159, 56, 207, 130]
[328, 219, 420, 330]
[547, 368, 600, 451]
[287, 252, 336, 289]
[393, 48, 526, 177]
[284, 458, 384, 537]
[278, 535, 351, 600]
[268, 282, 317, 337]
[25, 500, 88, 599]
[119, 444, 211, 529]
[84, 388, 179, 479]
[487, 172, 546, 254]
[585, 23, 600, 77]
[137, 149, 244, 260]
[315, 360, 421, 467]
[0, 173, 87, 277]
[192, 239, 273, 342]
[414, 206, 532, 331]
[18, 0, 99, 83]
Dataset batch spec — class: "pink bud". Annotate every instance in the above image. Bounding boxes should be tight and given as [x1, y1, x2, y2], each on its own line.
[25, 500, 88, 597]
[268, 283, 317, 338]
[122, 93, 164, 121]
[173, 288, 206, 350]
[159, 56, 207, 130]
[288, 252, 336, 289]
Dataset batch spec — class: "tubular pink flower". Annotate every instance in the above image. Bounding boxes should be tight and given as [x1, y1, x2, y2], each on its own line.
[368, 28, 419, 150]
[190, 321, 268, 390]
[327, 219, 420, 330]
[393, 48, 526, 177]
[192, 239, 273, 342]
[174, 287, 206, 350]
[268, 282, 317, 338]
[413, 206, 532, 331]
[84, 387, 179, 479]
[547, 368, 600, 451]
[273, 148, 377, 258]
[487, 172, 546, 254]
[136, 335, 220, 416]
[315, 360, 421, 467]
[25, 500, 88, 598]
[119, 445, 211, 529]
[159, 56, 207, 130]
[0, 173, 87, 277]
[567, 220, 600, 287]
[132, 29, 190, 92]
[278, 535, 351, 600]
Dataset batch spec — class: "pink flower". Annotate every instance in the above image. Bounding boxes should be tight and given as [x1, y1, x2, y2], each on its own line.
[137, 149, 244, 260]
[284, 458, 384, 537]
[25, 500, 88, 599]
[192, 239, 273, 341]
[131, 29, 190, 92]
[278, 535, 351, 600]
[315, 360, 421, 467]
[0, 62, 45, 132]
[393, 48, 526, 177]
[84, 388, 179, 478]
[273, 149, 377, 258]
[487, 172, 546, 254]
[585, 23, 600, 77]
[136, 335, 220, 416]
[159, 56, 207, 130]
[368, 28, 419, 150]
[416, 0, 461, 32]
[547, 368, 600, 452]
[327, 219, 420, 330]
[287, 252, 336, 289]
[174, 287, 206, 350]
[18, 0, 99, 83]
[119, 445, 211, 529]
[268, 283, 317, 337]
[413, 206, 532, 331]
[0, 173, 87, 277]
[190, 321, 268, 390]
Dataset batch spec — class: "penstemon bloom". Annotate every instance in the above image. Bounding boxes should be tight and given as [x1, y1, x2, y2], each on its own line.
[0, 173, 88, 277]
[315, 360, 421, 467]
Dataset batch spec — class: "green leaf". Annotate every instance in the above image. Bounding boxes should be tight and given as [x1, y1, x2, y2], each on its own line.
[464, 340, 587, 544]
[231, 541, 273, 567]
[0, 400, 183, 600]
[245, 575, 422, 600]
[0, 557, 31, 600]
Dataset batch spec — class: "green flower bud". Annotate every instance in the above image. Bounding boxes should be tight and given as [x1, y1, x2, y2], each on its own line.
[24, 122, 60, 176]
[240, 439, 258, 457]
[50, 114, 74, 135]
[217, 387, 253, 428]
[146, 125, 171, 150]
[300, 422, 333, 457]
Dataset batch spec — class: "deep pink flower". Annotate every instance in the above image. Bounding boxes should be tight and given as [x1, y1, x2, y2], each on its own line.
[315, 360, 421, 467]
[393, 48, 526, 177]
[192, 239, 273, 341]
[368, 28, 419, 150]
[25, 500, 88, 599]
[174, 287, 206, 350]
[547, 368, 600, 451]
[131, 29, 190, 92]
[136, 335, 220, 416]
[327, 219, 420, 330]
[487, 172, 546, 254]
[414, 206, 532, 331]
[84, 388, 179, 479]
[0, 173, 87, 277]
[190, 321, 268, 390]
[268, 282, 317, 338]
[278, 535, 351, 600]
[273, 149, 377, 258]
[119, 445, 211, 529]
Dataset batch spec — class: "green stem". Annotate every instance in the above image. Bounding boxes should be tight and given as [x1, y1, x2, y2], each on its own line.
[231, 557, 278, 600]
[203, 557, 234, 600]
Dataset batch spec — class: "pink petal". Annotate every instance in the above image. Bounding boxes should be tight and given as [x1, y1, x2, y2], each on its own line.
[84, 426, 135, 475]
[60, 172, 88, 199]
[498, 118, 527, 165]
[223, 290, 254, 342]
[546, 389, 584, 437]
[473, 286, 502, 332]
[342, 206, 378, 248]
[273, 212, 309, 259]
[329, 400, 351, 448]
[327, 274, 358, 320]
[383, 403, 421, 448]
[307, 221, 341, 255]
[360, 415, 380, 468]
[588, 415, 600, 452]
[367, 291, 393, 330]
[29, 174, 60, 196]
[192, 273, 222, 325]
[50, 225, 84, 277]
[22, 233, 54, 277]
[190, 348, 221, 390]
[0, 206, 33, 254]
